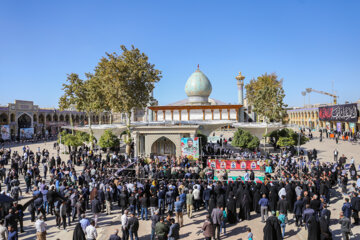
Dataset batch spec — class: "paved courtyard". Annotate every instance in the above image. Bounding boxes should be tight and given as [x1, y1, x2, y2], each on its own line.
[10, 132, 360, 239]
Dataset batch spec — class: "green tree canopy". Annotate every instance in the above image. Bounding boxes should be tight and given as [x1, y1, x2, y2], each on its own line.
[99, 130, 120, 149]
[59, 73, 107, 147]
[245, 73, 287, 123]
[58, 130, 91, 152]
[266, 128, 308, 147]
[231, 128, 260, 150]
[95, 45, 162, 154]
[277, 137, 296, 147]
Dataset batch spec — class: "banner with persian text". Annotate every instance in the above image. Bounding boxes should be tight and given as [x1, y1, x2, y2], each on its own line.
[319, 103, 358, 122]
[208, 159, 261, 171]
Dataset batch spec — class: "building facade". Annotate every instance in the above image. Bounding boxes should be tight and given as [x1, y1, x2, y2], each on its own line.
[0, 100, 112, 140]
[287, 101, 360, 132]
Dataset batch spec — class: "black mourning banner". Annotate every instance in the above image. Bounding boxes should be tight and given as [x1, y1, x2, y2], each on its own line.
[319, 103, 358, 122]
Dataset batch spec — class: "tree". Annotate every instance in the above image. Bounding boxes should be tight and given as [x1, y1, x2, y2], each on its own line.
[59, 73, 106, 148]
[267, 128, 308, 148]
[58, 73, 84, 134]
[58, 130, 86, 152]
[245, 73, 287, 123]
[277, 137, 296, 148]
[231, 128, 260, 150]
[99, 130, 120, 150]
[95, 45, 162, 155]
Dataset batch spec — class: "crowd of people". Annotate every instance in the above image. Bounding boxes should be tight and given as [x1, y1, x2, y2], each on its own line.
[0, 138, 358, 240]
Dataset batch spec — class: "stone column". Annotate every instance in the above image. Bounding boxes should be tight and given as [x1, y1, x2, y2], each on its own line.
[236, 72, 245, 122]
[134, 131, 139, 157]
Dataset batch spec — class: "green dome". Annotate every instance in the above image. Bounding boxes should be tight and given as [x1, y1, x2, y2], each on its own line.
[185, 69, 212, 99]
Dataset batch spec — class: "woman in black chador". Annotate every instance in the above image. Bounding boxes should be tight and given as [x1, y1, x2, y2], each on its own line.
[308, 215, 321, 240]
[226, 192, 237, 224]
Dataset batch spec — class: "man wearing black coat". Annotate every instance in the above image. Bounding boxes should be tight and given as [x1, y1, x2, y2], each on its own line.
[310, 194, 321, 217]
[91, 196, 101, 227]
[118, 190, 128, 214]
[320, 203, 331, 226]
[277, 195, 289, 216]
[4, 209, 17, 230]
[128, 212, 139, 240]
[293, 196, 304, 227]
[351, 192, 360, 225]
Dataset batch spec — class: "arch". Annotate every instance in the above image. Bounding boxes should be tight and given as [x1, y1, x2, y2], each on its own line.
[33, 114, 37, 122]
[80, 115, 84, 121]
[65, 114, 70, 123]
[59, 114, 64, 122]
[0, 113, 8, 125]
[75, 115, 80, 123]
[151, 136, 176, 156]
[38, 114, 45, 124]
[53, 114, 58, 122]
[46, 114, 52, 122]
[18, 113, 32, 128]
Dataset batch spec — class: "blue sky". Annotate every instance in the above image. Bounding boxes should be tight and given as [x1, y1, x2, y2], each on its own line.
[1, 0, 359, 108]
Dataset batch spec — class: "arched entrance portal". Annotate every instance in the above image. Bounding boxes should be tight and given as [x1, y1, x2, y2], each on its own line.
[151, 137, 176, 156]
[18, 114, 32, 128]
[18, 114, 32, 137]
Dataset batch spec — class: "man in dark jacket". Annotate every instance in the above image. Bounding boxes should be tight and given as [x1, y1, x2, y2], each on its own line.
[118, 190, 128, 215]
[4, 209, 17, 230]
[351, 192, 360, 225]
[310, 194, 321, 217]
[277, 195, 289, 216]
[342, 198, 352, 220]
[167, 218, 180, 240]
[321, 203, 331, 226]
[203, 188, 211, 211]
[303, 204, 315, 229]
[91, 196, 102, 227]
[293, 196, 304, 227]
[140, 194, 148, 221]
[128, 213, 139, 240]
[151, 210, 160, 240]
[105, 187, 112, 215]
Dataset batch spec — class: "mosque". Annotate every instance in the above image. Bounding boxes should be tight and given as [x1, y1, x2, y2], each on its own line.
[67, 67, 284, 158]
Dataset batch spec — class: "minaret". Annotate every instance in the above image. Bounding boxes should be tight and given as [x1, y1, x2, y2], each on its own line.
[235, 72, 245, 122]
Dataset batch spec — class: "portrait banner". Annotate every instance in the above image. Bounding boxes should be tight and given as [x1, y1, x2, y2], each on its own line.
[20, 128, 34, 139]
[181, 137, 199, 160]
[208, 159, 261, 171]
[336, 122, 342, 132]
[0, 125, 10, 140]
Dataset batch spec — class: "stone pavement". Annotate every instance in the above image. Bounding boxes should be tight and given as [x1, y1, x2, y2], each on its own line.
[9, 132, 360, 239]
